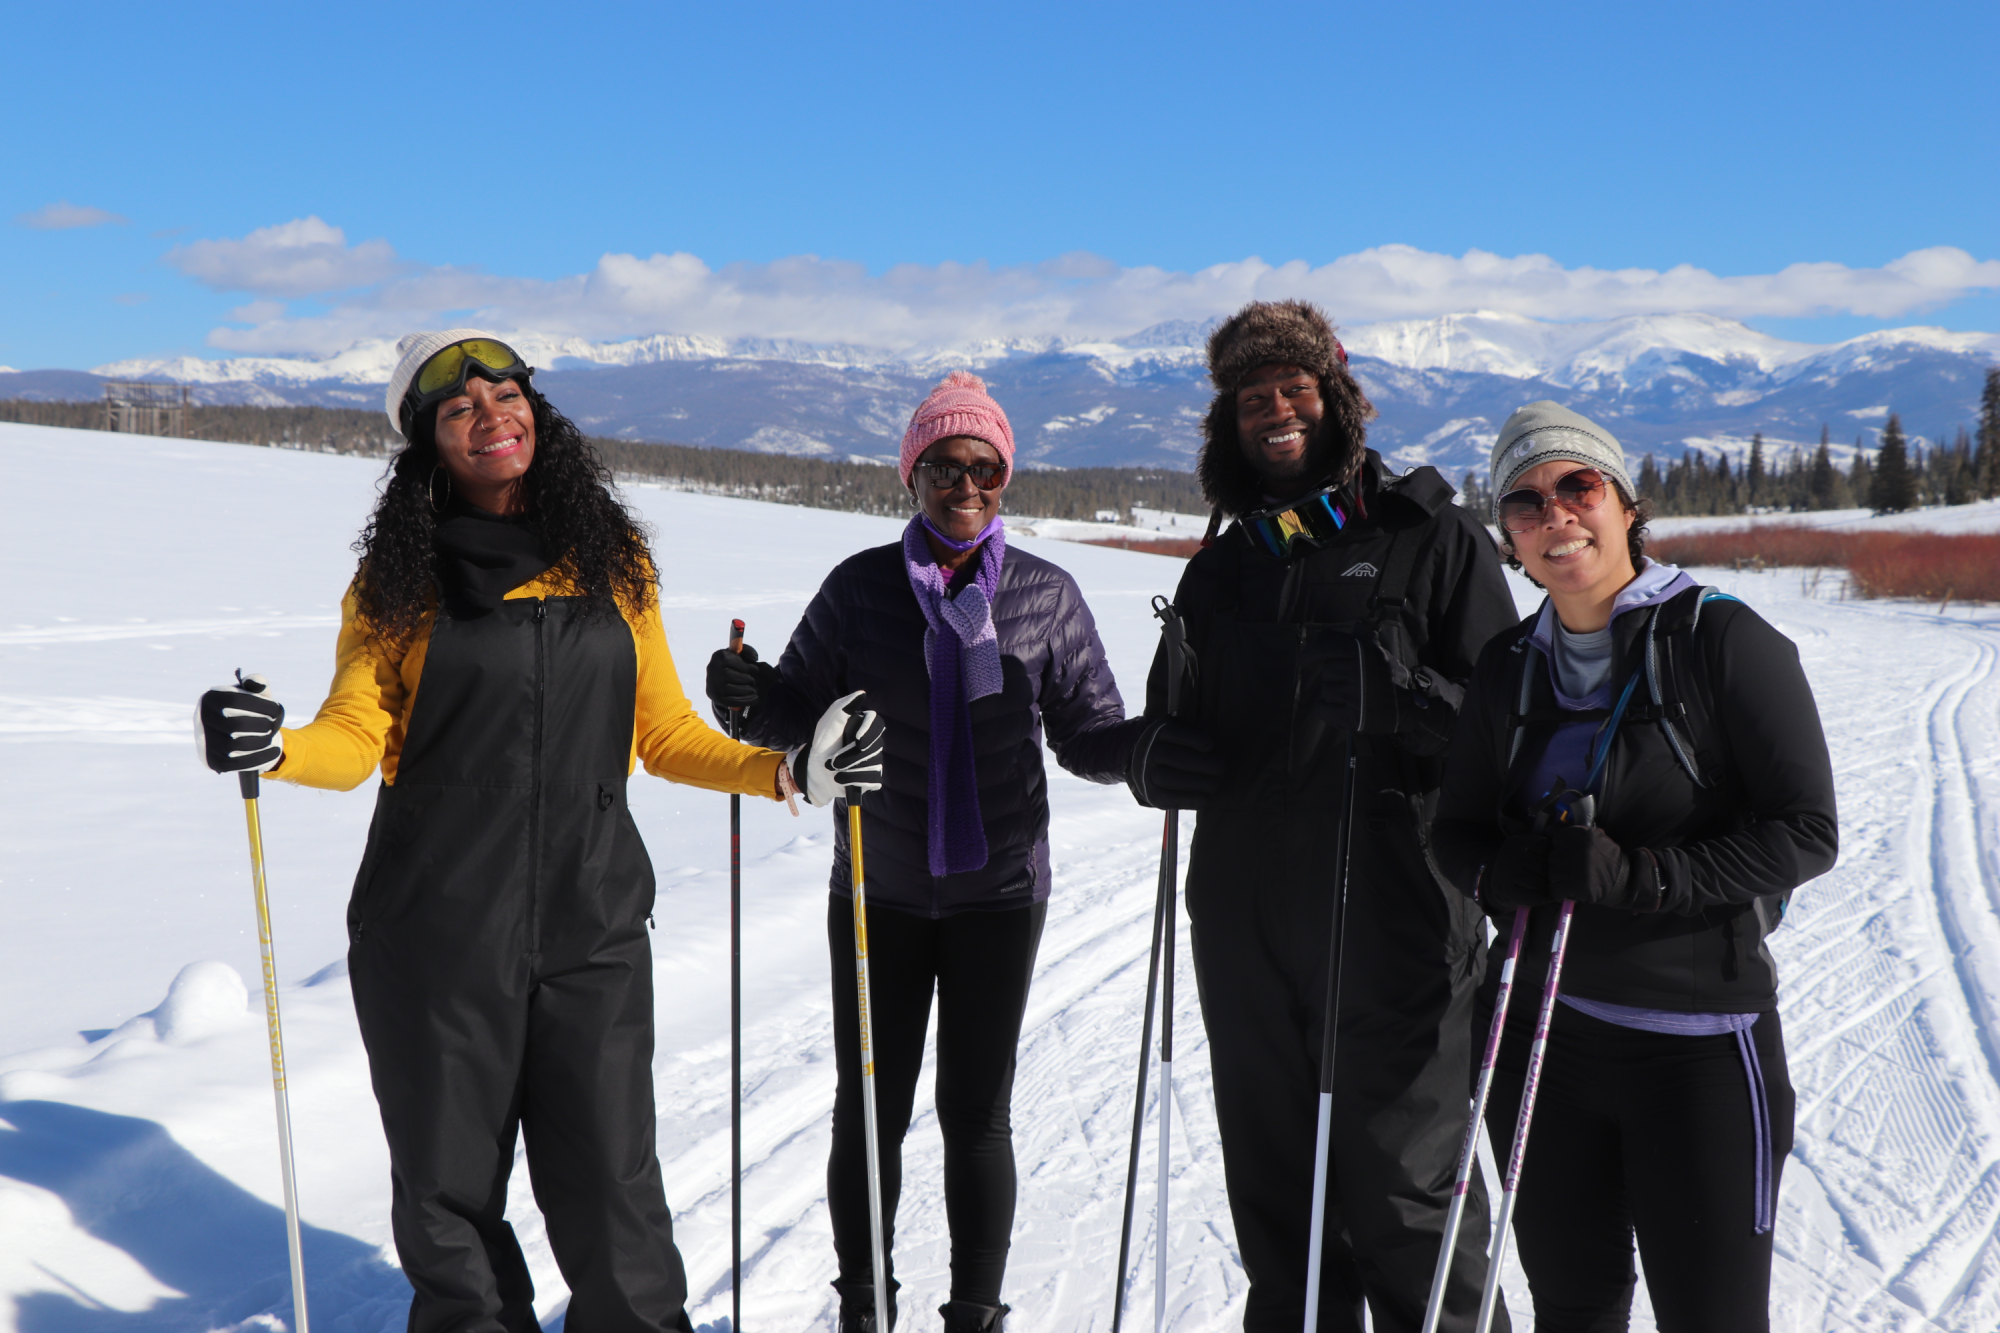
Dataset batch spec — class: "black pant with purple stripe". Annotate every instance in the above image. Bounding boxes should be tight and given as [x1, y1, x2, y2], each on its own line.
[1482, 1002, 1794, 1333]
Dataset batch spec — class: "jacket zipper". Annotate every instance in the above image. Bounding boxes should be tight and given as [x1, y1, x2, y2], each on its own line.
[530, 599, 546, 955]
[1279, 560, 1306, 780]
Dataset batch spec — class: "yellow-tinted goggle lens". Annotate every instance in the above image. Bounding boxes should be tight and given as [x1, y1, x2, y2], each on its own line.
[414, 339, 525, 396]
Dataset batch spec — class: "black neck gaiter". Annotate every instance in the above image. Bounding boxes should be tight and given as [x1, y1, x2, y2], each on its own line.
[432, 500, 553, 615]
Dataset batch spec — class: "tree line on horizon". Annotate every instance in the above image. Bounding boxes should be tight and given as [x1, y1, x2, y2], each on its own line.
[0, 398, 1207, 523]
[1460, 367, 2000, 519]
[9, 369, 2000, 523]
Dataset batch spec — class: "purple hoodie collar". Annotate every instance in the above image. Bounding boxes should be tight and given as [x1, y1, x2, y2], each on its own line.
[1528, 558, 1696, 658]
[1529, 559, 1697, 709]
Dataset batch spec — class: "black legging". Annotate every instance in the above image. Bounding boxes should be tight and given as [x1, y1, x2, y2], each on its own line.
[825, 893, 1046, 1308]
[1484, 1002, 1794, 1333]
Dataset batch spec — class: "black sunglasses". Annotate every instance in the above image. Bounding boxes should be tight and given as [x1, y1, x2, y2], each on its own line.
[916, 461, 1009, 491]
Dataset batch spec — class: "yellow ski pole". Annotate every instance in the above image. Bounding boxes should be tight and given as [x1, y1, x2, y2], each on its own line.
[848, 791, 892, 1333]
[238, 755, 310, 1333]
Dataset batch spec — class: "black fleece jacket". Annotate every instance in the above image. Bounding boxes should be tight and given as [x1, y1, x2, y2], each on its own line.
[1432, 585, 1838, 1012]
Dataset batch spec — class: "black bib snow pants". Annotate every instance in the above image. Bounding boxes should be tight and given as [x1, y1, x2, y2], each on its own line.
[346, 597, 694, 1333]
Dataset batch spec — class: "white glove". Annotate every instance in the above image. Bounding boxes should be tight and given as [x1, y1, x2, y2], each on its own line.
[792, 690, 885, 808]
[196, 673, 285, 774]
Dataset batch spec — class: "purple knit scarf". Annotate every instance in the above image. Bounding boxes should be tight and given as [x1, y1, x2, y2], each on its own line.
[903, 513, 1007, 876]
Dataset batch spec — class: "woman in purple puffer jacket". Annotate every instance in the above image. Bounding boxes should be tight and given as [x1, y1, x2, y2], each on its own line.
[705, 371, 1153, 1333]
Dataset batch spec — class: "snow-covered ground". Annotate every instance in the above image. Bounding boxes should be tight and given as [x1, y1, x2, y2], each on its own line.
[3, 423, 1998, 1330]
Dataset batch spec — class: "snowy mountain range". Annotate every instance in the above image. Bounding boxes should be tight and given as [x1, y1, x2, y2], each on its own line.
[6, 311, 1997, 478]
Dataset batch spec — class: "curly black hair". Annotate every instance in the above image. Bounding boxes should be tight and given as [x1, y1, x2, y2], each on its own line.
[1498, 493, 1652, 589]
[351, 383, 655, 645]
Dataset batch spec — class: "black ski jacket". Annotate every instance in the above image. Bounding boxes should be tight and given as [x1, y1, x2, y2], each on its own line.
[1432, 585, 1838, 1012]
[1147, 452, 1519, 949]
[741, 540, 1142, 917]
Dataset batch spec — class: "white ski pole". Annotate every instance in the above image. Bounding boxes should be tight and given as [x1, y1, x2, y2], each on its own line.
[1474, 899, 1576, 1333]
[1420, 907, 1529, 1333]
[238, 756, 310, 1333]
[848, 791, 892, 1333]
[1301, 740, 1359, 1333]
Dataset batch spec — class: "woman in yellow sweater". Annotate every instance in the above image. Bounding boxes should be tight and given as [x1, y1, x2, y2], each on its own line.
[196, 330, 883, 1332]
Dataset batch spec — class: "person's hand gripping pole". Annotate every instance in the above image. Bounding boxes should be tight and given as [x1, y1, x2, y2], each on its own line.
[206, 671, 311, 1333]
[1474, 796, 1591, 1333]
[828, 690, 891, 1333]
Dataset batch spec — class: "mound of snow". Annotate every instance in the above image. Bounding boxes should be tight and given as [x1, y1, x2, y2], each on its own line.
[152, 961, 252, 1045]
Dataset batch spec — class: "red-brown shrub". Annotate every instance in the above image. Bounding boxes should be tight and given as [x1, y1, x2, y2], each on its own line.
[1845, 533, 2000, 602]
[1647, 524, 1851, 568]
[1083, 536, 1206, 558]
[1649, 524, 2000, 603]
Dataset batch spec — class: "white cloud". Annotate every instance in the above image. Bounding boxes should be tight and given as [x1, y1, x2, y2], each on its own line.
[16, 201, 128, 230]
[194, 237, 2000, 358]
[166, 217, 401, 298]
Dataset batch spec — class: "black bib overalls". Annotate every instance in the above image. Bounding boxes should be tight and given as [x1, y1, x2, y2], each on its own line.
[346, 597, 694, 1333]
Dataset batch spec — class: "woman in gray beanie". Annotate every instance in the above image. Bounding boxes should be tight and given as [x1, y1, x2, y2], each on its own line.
[1430, 402, 1838, 1331]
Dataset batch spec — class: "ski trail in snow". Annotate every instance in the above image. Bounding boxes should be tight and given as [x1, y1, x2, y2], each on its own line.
[1765, 593, 2000, 1333]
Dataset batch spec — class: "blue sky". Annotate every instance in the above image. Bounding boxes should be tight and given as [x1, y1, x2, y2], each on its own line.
[3, 0, 1994, 369]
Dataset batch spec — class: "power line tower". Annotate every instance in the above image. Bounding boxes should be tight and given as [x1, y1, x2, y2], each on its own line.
[103, 380, 190, 437]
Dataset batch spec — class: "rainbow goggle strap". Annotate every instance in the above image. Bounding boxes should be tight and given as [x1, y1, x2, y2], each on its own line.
[402, 338, 534, 427]
[1242, 485, 1352, 559]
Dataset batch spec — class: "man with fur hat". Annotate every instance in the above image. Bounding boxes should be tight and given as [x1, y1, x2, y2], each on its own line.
[1128, 300, 1517, 1330]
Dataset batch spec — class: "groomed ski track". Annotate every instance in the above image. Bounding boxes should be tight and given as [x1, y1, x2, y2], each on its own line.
[2, 423, 1999, 1330]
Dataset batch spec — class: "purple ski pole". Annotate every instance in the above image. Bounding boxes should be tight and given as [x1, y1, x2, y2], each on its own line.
[1419, 907, 1530, 1333]
[1475, 898, 1577, 1333]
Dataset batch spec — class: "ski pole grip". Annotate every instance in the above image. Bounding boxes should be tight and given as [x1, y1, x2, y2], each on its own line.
[240, 770, 260, 800]
[729, 619, 745, 655]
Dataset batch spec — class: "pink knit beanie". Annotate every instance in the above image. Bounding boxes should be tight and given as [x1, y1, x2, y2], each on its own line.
[899, 370, 1016, 486]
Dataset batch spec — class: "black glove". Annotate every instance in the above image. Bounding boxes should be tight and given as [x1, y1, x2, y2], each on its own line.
[794, 690, 886, 807]
[197, 673, 285, 774]
[1127, 719, 1225, 810]
[1549, 824, 1660, 911]
[1478, 834, 1553, 917]
[707, 643, 778, 714]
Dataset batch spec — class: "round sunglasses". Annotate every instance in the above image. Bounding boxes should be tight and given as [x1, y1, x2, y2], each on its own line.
[1497, 467, 1611, 535]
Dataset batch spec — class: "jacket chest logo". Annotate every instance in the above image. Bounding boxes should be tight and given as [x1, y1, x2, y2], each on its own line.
[1341, 561, 1380, 578]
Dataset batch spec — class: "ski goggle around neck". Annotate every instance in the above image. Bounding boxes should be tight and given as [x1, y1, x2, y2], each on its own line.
[1497, 467, 1610, 535]
[407, 339, 532, 417]
[1243, 485, 1351, 559]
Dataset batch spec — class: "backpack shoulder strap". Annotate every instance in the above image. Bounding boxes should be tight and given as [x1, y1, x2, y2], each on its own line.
[1645, 585, 1737, 788]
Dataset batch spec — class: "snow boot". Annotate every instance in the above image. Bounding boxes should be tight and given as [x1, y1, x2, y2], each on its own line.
[937, 1301, 1008, 1332]
[834, 1280, 897, 1332]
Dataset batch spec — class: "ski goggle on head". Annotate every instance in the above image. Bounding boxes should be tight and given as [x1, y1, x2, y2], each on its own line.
[405, 338, 533, 418]
[1496, 467, 1612, 536]
[1243, 486, 1351, 560]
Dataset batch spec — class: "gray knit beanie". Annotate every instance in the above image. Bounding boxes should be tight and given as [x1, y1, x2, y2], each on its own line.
[1488, 401, 1637, 524]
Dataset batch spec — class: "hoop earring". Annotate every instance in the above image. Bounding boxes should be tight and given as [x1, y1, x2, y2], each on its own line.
[429, 465, 451, 514]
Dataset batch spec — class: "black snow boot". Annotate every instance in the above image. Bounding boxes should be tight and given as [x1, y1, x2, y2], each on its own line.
[834, 1280, 897, 1333]
[938, 1301, 1008, 1332]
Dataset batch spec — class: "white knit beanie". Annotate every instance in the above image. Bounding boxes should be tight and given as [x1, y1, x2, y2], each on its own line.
[383, 328, 510, 436]
[1488, 400, 1637, 524]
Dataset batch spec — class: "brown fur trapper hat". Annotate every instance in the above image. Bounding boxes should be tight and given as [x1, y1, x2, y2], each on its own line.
[1198, 299, 1376, 517]
[1206, 299, 1347, 392]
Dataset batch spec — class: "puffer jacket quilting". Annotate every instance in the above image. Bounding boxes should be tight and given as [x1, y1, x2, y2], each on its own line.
[739, 540, 1143, 917]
